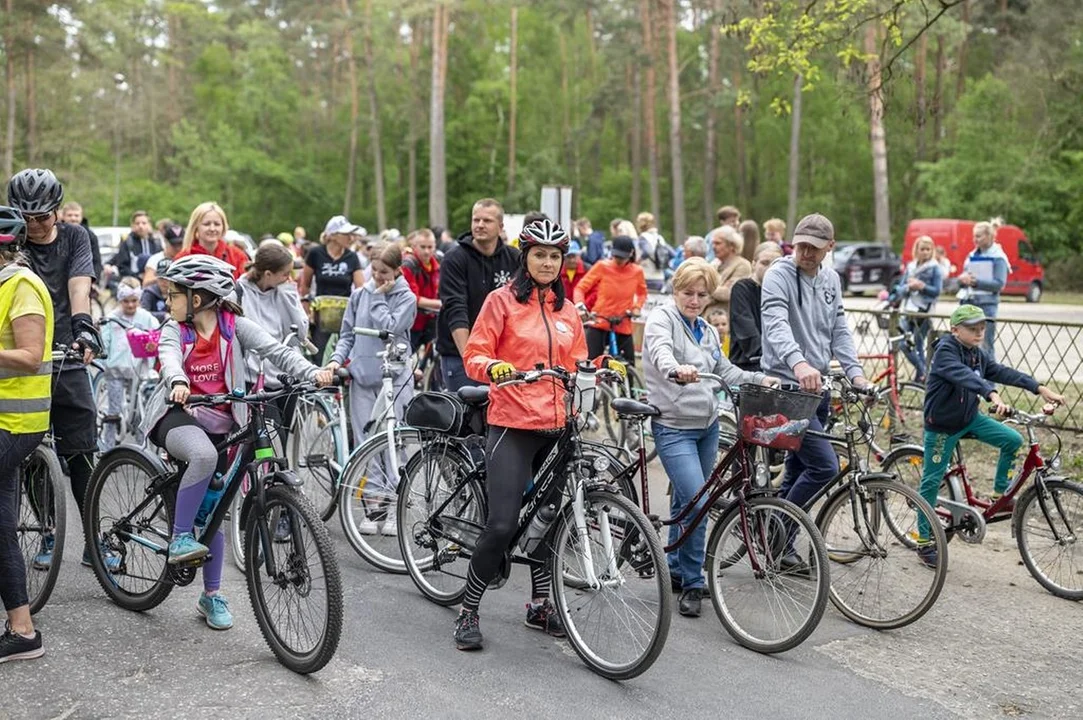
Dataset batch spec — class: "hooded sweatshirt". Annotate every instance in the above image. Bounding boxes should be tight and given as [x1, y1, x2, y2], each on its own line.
[236, 276, 309, 387]
[331, 275, 417, 387]
[436, 232, 521, 357]
[760, 255, 862, 384]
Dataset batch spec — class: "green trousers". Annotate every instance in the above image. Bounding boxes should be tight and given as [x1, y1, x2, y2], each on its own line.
[919, 414, 1023, 538]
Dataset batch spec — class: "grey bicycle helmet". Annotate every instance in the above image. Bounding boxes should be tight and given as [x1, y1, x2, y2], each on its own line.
[161, 255, 236, 298]
[6, 168, 64, 215]
[0, 206, 26, 247]
[519, 218, 569, 253]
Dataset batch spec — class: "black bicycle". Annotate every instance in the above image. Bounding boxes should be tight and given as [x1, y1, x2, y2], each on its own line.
[396, 366, 671, 681]
[82, 378, 344, 674]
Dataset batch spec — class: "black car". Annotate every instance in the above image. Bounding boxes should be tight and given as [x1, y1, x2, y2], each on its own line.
[833, 243, 901, 295]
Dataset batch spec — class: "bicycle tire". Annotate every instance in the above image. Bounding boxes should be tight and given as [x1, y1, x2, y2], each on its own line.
[550, 489, 670, 680]
[817, 478, 948, 629]
[84, 449, 176, 612]
[1014, 478, 1083, 601]
[244, 485, 343, 674]
[397, 444, 486, 606]
[289, 393, 345, 521]
[706, 496, 830, 654]
[881, 446, 955, 542]
[337, 427, 432, 573]
[19, 445, 66, 615]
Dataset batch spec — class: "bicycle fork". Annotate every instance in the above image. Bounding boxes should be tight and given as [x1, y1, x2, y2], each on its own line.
[570, 479, 622, 590]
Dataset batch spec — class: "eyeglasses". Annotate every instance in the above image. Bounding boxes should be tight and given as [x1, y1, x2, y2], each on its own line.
[167, 291, 188, 299]
[23, 212, 54, 224]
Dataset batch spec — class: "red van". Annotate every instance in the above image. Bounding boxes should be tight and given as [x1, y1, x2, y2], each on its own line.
[901, 219, 1045, 302]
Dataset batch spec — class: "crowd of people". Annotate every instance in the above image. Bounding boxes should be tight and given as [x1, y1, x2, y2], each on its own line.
[0, 164, 1059, 663]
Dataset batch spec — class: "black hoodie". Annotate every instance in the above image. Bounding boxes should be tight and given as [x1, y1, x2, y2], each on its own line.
[436, 232, 521, 357]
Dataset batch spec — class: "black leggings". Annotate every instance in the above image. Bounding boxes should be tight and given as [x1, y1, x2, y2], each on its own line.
[585, 327, 636, 366]
[462, 426, 559, 612]
[0, 429, 46, 611]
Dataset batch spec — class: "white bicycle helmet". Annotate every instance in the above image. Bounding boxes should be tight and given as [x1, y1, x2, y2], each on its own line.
[161, 255, 236, 298]
[519, 218, 569, 253]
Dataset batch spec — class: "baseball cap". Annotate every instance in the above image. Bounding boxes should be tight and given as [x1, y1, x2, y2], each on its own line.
[611, 235, 636, 259]
[567, 240, 582, 255]
[161, 222, 184, 246]
[950, 304, 987, 327]
[276, 232, 294, 245]
[792, 213, 834, 249]
[323, 215, 364, 236]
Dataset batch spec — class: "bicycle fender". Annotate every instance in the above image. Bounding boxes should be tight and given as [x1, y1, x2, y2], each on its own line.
[880, 444, 924, 471]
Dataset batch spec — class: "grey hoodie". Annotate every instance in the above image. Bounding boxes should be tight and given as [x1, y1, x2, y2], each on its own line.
[643, 304, 764, 430]
[236, 276, 309, 387]
[760, 256, 861, 384]
[331, 276, 417, 387]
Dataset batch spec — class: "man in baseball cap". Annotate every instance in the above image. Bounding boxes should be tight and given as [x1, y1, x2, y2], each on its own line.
[759, 213, 869, 567]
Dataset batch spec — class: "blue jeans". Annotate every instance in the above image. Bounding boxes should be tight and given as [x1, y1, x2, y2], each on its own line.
[779, 392, 838, 511]
[962, 298, 998, 360]
[652, 420, 720, 590]
[440, 354, 482, 393]
[899, 314, 931, 382]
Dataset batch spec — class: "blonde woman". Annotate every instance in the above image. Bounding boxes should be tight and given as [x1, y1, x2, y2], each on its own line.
[958, 218, 1007, 359]
[892, 236, 943, 382]
[172, 202, 248, 279]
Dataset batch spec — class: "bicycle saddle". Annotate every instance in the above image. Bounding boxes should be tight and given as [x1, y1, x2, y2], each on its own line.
[610, 398, 660, 417]
[457, 386, 491, 405]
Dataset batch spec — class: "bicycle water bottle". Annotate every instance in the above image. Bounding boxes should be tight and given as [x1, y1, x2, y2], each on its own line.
[519, 503, 558, 554]
[194, 472, 226, 530]
[574, 361, 598, 416]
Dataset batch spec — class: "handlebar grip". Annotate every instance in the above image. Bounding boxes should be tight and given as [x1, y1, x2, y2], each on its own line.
[333, 367, 351, 385]
[353, 327, 390, 340]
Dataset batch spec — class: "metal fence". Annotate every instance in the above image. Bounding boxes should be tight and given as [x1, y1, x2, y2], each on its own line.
[847, 309, 1083, 432]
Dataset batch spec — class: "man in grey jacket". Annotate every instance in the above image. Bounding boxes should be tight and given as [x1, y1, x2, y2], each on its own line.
[761, 214, 869, 536]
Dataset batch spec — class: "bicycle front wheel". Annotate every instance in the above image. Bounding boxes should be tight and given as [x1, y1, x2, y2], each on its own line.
[19, 445, 66, 615]
[706, 496, 829, 654]
[244, 485, 343, 674]
[550, 489, 671, 680]
[1015, 478, 1083, 600]
[817, 478, 948, 629]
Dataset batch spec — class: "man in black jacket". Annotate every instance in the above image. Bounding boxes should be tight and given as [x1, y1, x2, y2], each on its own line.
[111, 210, 161, 281]
[436, 198, 520, 392]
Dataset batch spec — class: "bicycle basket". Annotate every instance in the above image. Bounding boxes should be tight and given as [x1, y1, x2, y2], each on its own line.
[125, 328, 162, 359]
[737, 384, 822, 451]
[405, 391, 485, 437]
[313, 295, 349, 334]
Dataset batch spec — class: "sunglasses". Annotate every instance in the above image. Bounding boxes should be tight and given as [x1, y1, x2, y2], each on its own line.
[23, 212, 54, 224]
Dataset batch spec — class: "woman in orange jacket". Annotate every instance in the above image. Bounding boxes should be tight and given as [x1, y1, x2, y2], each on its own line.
[455, 218, 623, 652]
[572, 235, 648, 365]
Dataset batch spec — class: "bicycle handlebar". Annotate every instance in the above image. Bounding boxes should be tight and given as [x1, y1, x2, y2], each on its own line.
[353, 327, 391, 341]
[992, 402, 1058, 426]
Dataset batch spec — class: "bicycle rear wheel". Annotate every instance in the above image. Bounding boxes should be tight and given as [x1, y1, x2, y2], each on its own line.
[706, 496, 829, 654]
[289, 394, 346, 521]
[1015, 478, 1083, 600]
[84, 449, 175, 611]
[550, 489, 671, 680]
[817, 478, 948, 629]
[18, 445, 65, 615]
[244, 485, 343, 674]
[398, 444, 485, 606]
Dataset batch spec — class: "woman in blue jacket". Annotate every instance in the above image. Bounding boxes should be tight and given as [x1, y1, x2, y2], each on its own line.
[892, 235, 943, 383]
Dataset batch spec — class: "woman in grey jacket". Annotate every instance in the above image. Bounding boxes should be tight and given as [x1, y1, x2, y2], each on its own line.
[643, 259, 777, 618]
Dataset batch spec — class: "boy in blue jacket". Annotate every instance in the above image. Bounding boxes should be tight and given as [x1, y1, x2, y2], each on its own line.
[917, 305, 1063, 567]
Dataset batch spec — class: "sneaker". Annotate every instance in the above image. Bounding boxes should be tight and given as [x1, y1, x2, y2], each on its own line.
[678, 588, 704, 618]
[524, 599, 566, 637]
[454, 608, 483, 650]
[197, 592, 233, 630]
[82, 541, 123, 574]
[778, 551, 812, 578]
[168, 532, 209, 564]
[357, 517, 380, 535]
[916, 543, 939, 570]
[32, 534, 54, 571]
[0, 625, 43, 664]
[380, 507, 398, 537]
[273, 514, 292, 544]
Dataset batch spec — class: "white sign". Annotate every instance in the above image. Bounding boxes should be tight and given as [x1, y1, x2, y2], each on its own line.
[540, 185, 574, 235]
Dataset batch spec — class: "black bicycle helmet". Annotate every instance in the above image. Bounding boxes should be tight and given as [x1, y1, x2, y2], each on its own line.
[0, 205, 26, 247]
[6, 168, 64, 215]
[519, 218, 569, 253]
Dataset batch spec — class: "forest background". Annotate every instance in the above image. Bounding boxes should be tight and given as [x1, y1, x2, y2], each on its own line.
[2, 0, 1082, 286]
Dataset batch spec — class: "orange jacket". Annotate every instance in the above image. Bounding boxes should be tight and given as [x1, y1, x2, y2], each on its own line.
[573, 259, 648, 334]
[464, 284, 588, 431]
[174, 240, 249, 280]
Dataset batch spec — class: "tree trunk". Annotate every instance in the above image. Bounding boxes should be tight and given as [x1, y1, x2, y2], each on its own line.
[23, 31, 35, 165]
[734, 65, 748, 210]
[865, 25, 891, 245]
[998, 0, 1009, 36]
[955, 0, 970, 101]
[340, 0, 361, 217]
[362, 0, 387, 230]
[2, 0, 15, 181]
[640, 0, 661, 221]
[786, 74, 803, 237]
[703, 0, 722, 230]
[558, 32, 572, 172]
[429, 2, 449, 228]
[629, 62, 642, 217]
[407, 18, 421, 231]
[661, 0, 684, 244]
[914, 31, 927, 163]
[932, 34, 945, 159]
[506, 5, 518, 197]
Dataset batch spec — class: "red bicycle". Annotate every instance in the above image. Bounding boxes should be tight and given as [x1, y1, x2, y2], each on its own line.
[883, 404, 1083, 600]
